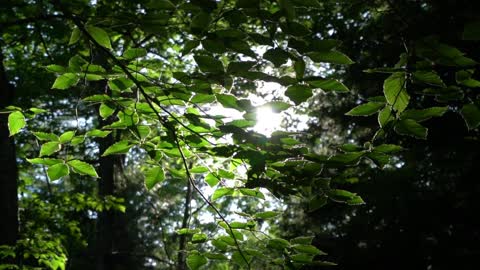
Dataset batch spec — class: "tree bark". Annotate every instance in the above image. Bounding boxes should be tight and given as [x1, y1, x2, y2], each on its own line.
[0, 51, 19, 254]
[96, 82, 115, 270]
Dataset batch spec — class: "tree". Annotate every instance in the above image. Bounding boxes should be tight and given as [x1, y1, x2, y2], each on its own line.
[1, 0, 479, 269]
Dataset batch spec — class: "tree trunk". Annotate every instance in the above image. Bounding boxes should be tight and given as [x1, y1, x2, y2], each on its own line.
[96, 82, 115, 270]
[0, 52, 19, 256]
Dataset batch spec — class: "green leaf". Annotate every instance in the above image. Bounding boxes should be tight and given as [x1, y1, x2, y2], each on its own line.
[378, 106, 394, 128]
[227, 61, 256, 74]
[232, 251, 251, 267]
[145, 166, 165, 190]
[191, 233, 208, 243]
[413, 71, 446, 87]
[216, 94, 242, 110]
[47, 163, 69, 181]
[263, 48, 290, 67]
[59, 131, 75, 143]
[291, 254, 314, 263]
[366, 151, 391, 168]
[211, 187, 234, 201]
[294, 59, 305, 79]
[108, 77, 135, 91]
[182, 40, 200, 55]
[45, 64, 66, 73]
[280, 22, 310, 37]
[190, 12, 211, 34]
[327, 189, 365, 205]
[267, 238, 290, 250]
[204, 173, 220, 187]
[292, 244, 327, 255]
[373, 144, 403, 153]
[307, 79, 349, 92]
[8, 111, 26, 136]
[254, 211, 280, 219]
[400, 107, 448, 122]
[218, 169, 234, 179]
[68, 27, 81, 45]
[285, 85, 313, 105]
[328, 151, 364, 165]
[27, 158, 63, 166]
[122, 48, 147, 60]
[176, 228, 201, 235]
[40, 141, 61, 157]
[67, 160, 98, 177]
[85, 25, 112, 49]
[383, 72, 409, 114]
[186, 253, 207, 270]
[194, 55, 224, 73]
[202, 38, 226, 54]
[204, 253, 228, 260]
[463, 21, 480, 40]
[29, 107, 47, 114]
[460, 103, 480, 130]
[290, 236, 315, 245]
[99, 103, 115, 119]
[346, 102, 385, 116]
[71, 136, 85, 146]
[394, 119, 428, 139]
[102, 140, 132, 156]
[86, 129, 111, 138]
[239, 188, 265, 199]
[52, 73, 79, 89]
[307, 51, 354, 65]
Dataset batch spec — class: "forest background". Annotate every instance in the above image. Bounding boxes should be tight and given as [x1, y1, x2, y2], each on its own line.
[1, 0, 480, 269]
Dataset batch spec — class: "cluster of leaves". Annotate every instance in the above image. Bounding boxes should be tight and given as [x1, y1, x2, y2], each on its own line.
[3, 0, 360, 269]
[6, 0, 478, 269]
[347, 32, 480, 139]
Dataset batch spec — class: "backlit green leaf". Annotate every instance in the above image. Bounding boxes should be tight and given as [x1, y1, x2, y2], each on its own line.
[383, 72, 409, 114]
[346, 102, 385, 116]
[400, 107, 448, 122]
[186, 253, 207, 270]
[263, 48, 290, 67]
[307, 79, 349, 92]
[40, 141, 61, 157]
[145, 166, 165, 190]
[327, 189, 365, 205]
[413, 71, 446, 87]
[68, 27, 81, 45]
[67, 160, 98, 177]
[59, 131, 76, 143]
[85, 25, 112, 49]
[99, 103, 115, 119]
[52, 73, 79, 89]
[211, 187, 234, 201]
[27, 158, 63, 166]
[307, 51, 354, 65]
[460, 103, 480, 130]
[122, 48, 147, 60]
[394, 119, 428, 139]
[102, 140, 132, 156]
[285, 85, 313, 105]
[47, 163, 69, 181]
[191, 233, 208, 243]
[205, 173, 220, 187]
[194, 55, 224, 73]
[8, 111, 26, 136]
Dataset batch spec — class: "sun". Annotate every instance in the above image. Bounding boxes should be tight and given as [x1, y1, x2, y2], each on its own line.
[254, 106, 283, 136]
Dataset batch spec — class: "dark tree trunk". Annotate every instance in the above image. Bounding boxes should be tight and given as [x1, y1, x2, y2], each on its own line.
[0, 52, 19, 254]
[96, 81, 115, 270]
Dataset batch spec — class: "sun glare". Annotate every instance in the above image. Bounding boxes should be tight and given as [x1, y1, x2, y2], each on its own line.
[254, 106, 282, 136]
